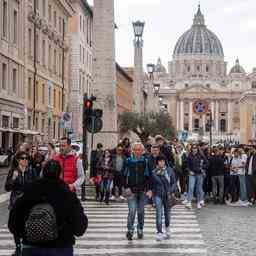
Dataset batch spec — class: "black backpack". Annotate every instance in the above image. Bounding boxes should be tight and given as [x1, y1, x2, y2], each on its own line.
[25, 203, 58, 243]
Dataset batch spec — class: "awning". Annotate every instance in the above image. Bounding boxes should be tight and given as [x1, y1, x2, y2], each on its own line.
[19, 130, 40, 135]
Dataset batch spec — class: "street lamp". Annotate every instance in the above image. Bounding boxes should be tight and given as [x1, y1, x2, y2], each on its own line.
[147, 63, 155, 80]
[133, 21, 145, 47]
[153, 83, 160, 96]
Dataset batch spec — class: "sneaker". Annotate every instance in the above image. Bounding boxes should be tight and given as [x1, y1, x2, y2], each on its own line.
[197, 202, 202, 209]
[182, 199, 188, 205]
[185, 202, 192, 209]
[119, 195, 125, 200]
[164, 226, 170, 239]
[137, 230, 143, 239]
[200, 200, 205, 207]
[126, 231, 133, 240]
[241, 201, 250, 207]
[110, 195, 116, 201]
[156, 232, 165, 241]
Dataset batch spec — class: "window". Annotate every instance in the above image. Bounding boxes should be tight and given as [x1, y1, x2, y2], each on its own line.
[48, 86, 51, 105]
[48, 44, 51, 70]
[12, 69, 17, 92]
[80, 15, 82, 31]
[252, 81, 256, 89]
[53, 89, 56, 108]
[35, 117, 39, 130]
[194, 119, 199, 130]
[13, 118, 19, 129]
[35, 34, 39, 62]
[28, 77, 32, 100]
[28, 29, 32, 57]
[53, 121, 56, 139]
[41, 119, 45, 133]
[187, 66, 190, 72]
[206, 83, 210, 88]
[2, 63, 7, 90]
[220, 119, 226, 132]
[197, 65, 200, 72]
[27, 116, 32, 130]
[42, 0, 46, 17]
[13, 10, 18, 44]
[59, 17, 62, 33]
[2, 116, 9, 128]
[35, 81, 39, 102]
[54, 11, 57, 27]
[59, 53, 62, 76]
[42, 83, 45, 104]
[53, 49, 57, 73]
[48, 5, 52, 22]
[41, 40, 46, 66]
[185, 83, 189, 88]
[2, 1, 7, 38]
[59, 91, 61, 109]
[206, 66, 209, 72]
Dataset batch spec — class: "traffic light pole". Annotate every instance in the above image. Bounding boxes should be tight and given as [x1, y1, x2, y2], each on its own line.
[81, 93, 88, 202]
[91, 116, 95, 151]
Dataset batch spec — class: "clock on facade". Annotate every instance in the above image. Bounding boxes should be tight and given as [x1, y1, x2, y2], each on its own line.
[193, 100, 209, 114]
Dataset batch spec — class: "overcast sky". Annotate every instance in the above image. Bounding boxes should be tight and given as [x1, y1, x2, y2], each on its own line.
[88, 0, 256, 73]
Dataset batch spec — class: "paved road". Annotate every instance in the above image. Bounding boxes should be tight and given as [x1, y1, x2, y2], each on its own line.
[0, 201, 206, 256]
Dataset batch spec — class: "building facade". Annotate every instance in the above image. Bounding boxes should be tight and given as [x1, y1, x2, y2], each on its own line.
[0, 0, 26, 150]
[69, 0, 93, 140]
[148, 6, 256, 144]
[24, 0, 74, 143]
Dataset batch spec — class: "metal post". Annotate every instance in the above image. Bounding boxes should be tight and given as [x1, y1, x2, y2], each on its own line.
[91, 116, 95, 151]
[81, 94, 88, 201]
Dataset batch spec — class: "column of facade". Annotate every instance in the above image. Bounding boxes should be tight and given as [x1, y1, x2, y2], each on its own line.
[202, 114, 206, 133]
[180, 100, 184, 131]
[227, 101, 233, 133]
[176, 101, 180, 131]
[211, 101, 215, 132]
[215, 101, 219, 132]
[189, 101, 193, 132]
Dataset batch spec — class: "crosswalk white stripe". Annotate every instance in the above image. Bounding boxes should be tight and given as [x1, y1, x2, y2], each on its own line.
[0, 248, 207, 256]
[73, 248, 207, 254]
[0, 193, 10, 204]
[89, 219, 198, 223]
[0, 239, 205, 246]
[88, 223, 199, 227]
[85, 214, 197, 219]
[85, 228, 201, 233]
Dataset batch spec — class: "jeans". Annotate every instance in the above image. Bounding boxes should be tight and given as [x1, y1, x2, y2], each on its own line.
[187, 175, 204, 203]
[246, 175, 256, 201]
[100, 178, 113, 203]
[22, 247, 73, 256]
[238, 175, 247, 201]
[127, 192, 145, 233]
[211, 175, 224, 200]
[155, 196, 170, 233]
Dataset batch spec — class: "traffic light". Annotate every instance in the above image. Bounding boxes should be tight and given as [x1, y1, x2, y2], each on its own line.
[83, 94, 103, 133]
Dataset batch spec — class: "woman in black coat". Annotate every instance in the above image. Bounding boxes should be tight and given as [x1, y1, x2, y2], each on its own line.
[5, 151, 37, 256]
[8, 160, 88, 256]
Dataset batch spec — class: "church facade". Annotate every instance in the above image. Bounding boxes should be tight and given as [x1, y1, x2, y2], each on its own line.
[150, 6, 256, 144]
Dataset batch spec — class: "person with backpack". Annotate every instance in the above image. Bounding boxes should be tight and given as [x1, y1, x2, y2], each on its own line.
[150, 154, 177, 241]
[8, 160, 88, 256]
[5, 151, 38, 256]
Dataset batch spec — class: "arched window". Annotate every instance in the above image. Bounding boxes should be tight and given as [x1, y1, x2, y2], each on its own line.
[206, 66, 209, 72]
[194, 119, 199, 131]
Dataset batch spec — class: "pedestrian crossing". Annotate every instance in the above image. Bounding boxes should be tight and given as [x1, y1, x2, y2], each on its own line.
[0, 200, 207, 256]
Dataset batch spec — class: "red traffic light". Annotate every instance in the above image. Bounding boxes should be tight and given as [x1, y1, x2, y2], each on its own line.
[84, 99, 92, 109]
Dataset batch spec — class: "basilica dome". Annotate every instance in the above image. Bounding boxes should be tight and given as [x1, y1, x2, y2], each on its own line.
[173, 6, 224, 58]
[230, 58, 245, 74]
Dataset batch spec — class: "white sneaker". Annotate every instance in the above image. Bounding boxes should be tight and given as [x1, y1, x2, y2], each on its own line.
[241, 201, 250, 207]
[164, 226, 170, 239]
[156, 233, 165, 241]
[109, 196, 116, 201]
[200, 200, 205, 207]
[197, 203, 202, 209]
[119, 195, 125, 200]
[182, 199, 188, 205]
[185, 202, 192, 209]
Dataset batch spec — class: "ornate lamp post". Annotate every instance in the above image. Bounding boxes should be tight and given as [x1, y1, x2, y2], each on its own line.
[133, 21, 145, 113]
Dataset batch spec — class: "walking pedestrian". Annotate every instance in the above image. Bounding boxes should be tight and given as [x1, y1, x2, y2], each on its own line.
[150, 155, 176, 241]
[122, 142, 151, 240]
[54, 137, 85, 192]
[5, 151, 37, 256]
[8, 160, 87, 256]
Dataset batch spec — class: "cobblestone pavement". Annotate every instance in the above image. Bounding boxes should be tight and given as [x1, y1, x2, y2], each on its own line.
[197, 204, 256, 256]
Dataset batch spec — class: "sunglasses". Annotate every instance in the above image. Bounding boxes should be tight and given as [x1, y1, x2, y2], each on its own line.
[19, 157, 28, 160]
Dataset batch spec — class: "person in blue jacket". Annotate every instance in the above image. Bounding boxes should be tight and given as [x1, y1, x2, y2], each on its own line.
[150, 154, 177, 241]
